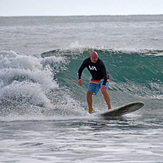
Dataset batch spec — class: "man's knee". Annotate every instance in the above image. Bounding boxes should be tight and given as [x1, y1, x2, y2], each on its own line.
[101, 88, 107, 94]
[87, 91, 93, 97]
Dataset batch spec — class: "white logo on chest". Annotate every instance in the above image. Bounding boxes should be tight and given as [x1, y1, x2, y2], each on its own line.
[89, 65, 97, 71]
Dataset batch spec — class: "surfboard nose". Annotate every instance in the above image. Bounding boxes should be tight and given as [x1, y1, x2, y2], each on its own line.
[101, 102, 144, 117]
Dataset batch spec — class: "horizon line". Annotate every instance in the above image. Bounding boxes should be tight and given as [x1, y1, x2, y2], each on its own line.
[1, 13, 163, 17]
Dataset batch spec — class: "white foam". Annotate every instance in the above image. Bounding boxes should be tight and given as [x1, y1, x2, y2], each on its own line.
[0, 51, 84, 120]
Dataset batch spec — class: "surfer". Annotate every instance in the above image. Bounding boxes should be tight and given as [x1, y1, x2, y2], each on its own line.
[78, 51, 111, 114]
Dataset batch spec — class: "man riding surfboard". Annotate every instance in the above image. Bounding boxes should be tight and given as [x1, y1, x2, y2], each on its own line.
[78, 51, 111, 114]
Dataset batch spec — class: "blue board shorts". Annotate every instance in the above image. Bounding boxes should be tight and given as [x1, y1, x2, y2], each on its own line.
[87, 79, 109, 95]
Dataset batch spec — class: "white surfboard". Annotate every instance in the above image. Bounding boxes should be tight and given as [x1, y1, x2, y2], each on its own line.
[101, 102, 144, 117]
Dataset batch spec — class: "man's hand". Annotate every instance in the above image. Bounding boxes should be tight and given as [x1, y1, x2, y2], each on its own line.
[78, 79, 83, 86]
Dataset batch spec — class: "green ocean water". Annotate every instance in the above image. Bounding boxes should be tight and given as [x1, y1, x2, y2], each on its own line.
[52, 49, 163, 112]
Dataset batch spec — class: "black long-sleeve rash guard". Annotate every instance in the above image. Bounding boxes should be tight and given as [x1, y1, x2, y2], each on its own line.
[78, 57, 109, 85]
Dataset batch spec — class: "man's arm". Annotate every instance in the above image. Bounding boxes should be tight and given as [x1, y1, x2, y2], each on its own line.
[100, 61, 108, 85]
[77, 59, 87, 86]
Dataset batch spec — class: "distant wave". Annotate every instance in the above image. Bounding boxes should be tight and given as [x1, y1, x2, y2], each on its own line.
[41, 48, 163, 58]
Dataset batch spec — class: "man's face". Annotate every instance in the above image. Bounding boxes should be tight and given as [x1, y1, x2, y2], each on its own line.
[90, 54, 98, 63]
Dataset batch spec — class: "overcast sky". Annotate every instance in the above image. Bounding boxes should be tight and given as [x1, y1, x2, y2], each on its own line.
[0, 0, 163, 16]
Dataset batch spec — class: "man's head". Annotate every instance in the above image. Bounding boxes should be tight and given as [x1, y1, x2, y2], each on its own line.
[90, 51, 98, 63]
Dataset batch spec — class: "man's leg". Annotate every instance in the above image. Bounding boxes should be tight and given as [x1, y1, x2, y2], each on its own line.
[101, 87, 111, 109]
[87, 91, 94, 114]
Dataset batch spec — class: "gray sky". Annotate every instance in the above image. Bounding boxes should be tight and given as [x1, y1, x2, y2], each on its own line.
[0, 0, 163, 16]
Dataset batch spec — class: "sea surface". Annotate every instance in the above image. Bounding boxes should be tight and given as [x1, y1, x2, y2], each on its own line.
[0, 15, 163, 163]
